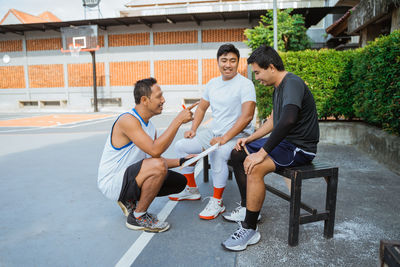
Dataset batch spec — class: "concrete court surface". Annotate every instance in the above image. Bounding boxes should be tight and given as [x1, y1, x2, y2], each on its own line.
[0, 112, 399, 267]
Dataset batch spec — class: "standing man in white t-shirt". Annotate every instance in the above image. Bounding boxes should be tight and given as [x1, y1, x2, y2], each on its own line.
[169, 44, 257, 220]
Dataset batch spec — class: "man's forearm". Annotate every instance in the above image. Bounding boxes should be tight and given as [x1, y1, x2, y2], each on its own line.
[190, 107, 206, 132]
[262, 105, 299, 154]
[153, 117, 183, 157]
[222, 101, 256, 143]
[165, 158, 180, 168]
[222, 114, 253, 143]
[247, 117, 273, 143]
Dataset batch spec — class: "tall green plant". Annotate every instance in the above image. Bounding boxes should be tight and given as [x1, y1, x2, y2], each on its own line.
[244, 9, 311, 119]
[351, 30, 400, 134]
[244, 9, 311, 52]
[254, 49, 355, 120]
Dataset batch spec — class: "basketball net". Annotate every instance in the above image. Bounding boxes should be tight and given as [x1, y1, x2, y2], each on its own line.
[69, 44, 81, 57]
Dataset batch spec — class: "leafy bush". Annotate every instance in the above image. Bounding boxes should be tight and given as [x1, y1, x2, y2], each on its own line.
[351, 30, 400, 134]
[329, 50, 360, 120]
[254, 49, 355, 119]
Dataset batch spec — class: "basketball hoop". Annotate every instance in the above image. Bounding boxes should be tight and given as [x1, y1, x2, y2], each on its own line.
[69, 44, 82, 57]
[60, 25, 100, 112]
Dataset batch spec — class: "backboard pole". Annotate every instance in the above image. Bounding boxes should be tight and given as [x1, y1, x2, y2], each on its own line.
[90, 51, 98, 112]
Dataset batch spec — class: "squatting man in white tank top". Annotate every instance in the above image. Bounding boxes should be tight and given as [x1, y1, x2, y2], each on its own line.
[97, 78, 198, 233]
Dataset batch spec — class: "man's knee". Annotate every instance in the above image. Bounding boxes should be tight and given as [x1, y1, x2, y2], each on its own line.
[248, 164, 273, 182]
[230, 149, 246, 164]
[174, 138, 185, 154]
[149, 158, 168, 177]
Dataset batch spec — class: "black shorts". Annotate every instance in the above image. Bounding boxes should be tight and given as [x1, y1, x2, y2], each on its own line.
[245, 138, 316, 171]
[118, 159, 186, 202]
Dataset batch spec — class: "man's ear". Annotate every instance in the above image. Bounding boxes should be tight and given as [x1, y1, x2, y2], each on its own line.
[140, 95, 149, 105]
[269, 64, 276, 72]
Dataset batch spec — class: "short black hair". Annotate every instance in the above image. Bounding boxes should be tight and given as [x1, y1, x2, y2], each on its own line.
[134, 77, 157, 104]
[217, 43, 240, 60]
[247, 45, 285, 71]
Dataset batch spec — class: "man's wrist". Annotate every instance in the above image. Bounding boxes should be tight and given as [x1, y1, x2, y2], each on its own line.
[174, 116, 184, 125]
[259, 148, 268, 158]
[179, 157, 189, 166]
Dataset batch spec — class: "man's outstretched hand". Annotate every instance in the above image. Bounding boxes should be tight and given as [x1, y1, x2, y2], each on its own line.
[176, 102, 199, 124]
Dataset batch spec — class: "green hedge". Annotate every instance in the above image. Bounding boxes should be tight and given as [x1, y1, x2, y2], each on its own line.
[255, 49, 355, 120]
[254, 30, 400, 135]
[351, 31, 400, 134]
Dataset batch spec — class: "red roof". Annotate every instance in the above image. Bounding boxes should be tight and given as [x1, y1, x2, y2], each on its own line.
[325, 6, 357, 36]
[0, 9, 61, 25]
[38, 11, 62, 22]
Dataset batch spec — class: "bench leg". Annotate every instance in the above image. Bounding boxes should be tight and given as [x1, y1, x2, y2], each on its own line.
[324, 169, 338, 238]
[228, 169, 232, 180]
[288, 175, 302, 246]
[203, 156, 209, 183]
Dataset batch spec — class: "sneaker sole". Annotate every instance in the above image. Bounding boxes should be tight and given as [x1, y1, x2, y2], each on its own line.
[168, 195, 201, 201]
[221, 231, 261, 251]
[199, 206, 226, 220]
[125, 222, 170, 233]
[222, 214, 262, 223]
[118, 201, 130, 217]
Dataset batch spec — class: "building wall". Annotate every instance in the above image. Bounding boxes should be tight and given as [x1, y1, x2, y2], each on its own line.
[0, 20, 252, 112]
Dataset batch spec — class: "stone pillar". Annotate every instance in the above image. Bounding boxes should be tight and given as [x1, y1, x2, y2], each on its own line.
[360, 24, 381, 47]
[391, 7, 400, 32]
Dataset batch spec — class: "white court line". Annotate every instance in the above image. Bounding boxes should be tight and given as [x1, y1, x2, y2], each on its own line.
[57, 116, 116, 128]
[0, 116, 116, 133]
[115, 165, 203, 267]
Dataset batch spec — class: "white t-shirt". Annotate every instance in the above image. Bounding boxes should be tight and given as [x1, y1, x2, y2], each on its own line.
[202, 73, 256, 136]
[97, 109, 156, 200]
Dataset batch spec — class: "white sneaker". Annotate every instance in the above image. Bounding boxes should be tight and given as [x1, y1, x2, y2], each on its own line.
[199, 197, 226, 220]
[168, 186, 201, 201]
[222, 222, 261, 251]
[222, 204, 262, 222]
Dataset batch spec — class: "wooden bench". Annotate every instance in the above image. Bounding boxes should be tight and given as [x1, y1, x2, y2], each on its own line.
[380, 240, 400, 267]
[203, 155, 338, 246]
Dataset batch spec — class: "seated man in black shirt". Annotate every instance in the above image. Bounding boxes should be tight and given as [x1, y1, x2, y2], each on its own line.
[222, 45, 319, 251]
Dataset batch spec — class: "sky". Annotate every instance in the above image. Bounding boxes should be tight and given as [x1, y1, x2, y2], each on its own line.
[0, 0, 130, 21]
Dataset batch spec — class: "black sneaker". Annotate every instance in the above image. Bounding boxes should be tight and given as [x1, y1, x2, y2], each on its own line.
[118, 200, 136, 217]
[126, 212, 170, 233]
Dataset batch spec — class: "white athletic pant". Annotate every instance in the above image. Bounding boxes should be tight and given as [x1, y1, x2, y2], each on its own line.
[174, 128, 243, 188]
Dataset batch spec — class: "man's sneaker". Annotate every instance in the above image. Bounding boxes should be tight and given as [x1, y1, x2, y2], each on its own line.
[126, 212, 170, 233]
[168, 186, 201, 201]
[221, 222, 261, 251]
[118, 200, 136, 217]
[199, 197, 225, 220]
[222, 204, 262, 222]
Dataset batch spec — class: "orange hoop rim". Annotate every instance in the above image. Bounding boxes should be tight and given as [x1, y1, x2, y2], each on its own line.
[61, 45, 100, 53]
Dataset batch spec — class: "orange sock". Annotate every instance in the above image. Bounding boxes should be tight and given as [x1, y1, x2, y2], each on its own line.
[213, 187, 225, 200]
[184, 173, 197, 188]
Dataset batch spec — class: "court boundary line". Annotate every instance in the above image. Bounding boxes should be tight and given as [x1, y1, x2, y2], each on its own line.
[0, 116, 116, 133]
[115, 165, 202, 267]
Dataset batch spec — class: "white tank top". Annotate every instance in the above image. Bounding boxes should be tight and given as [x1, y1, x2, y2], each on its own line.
[97, 109, 156, 200]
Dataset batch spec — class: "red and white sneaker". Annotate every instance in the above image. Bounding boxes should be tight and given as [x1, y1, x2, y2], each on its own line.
[168, 186, 201, 201]
[199, 197, 225, 220]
